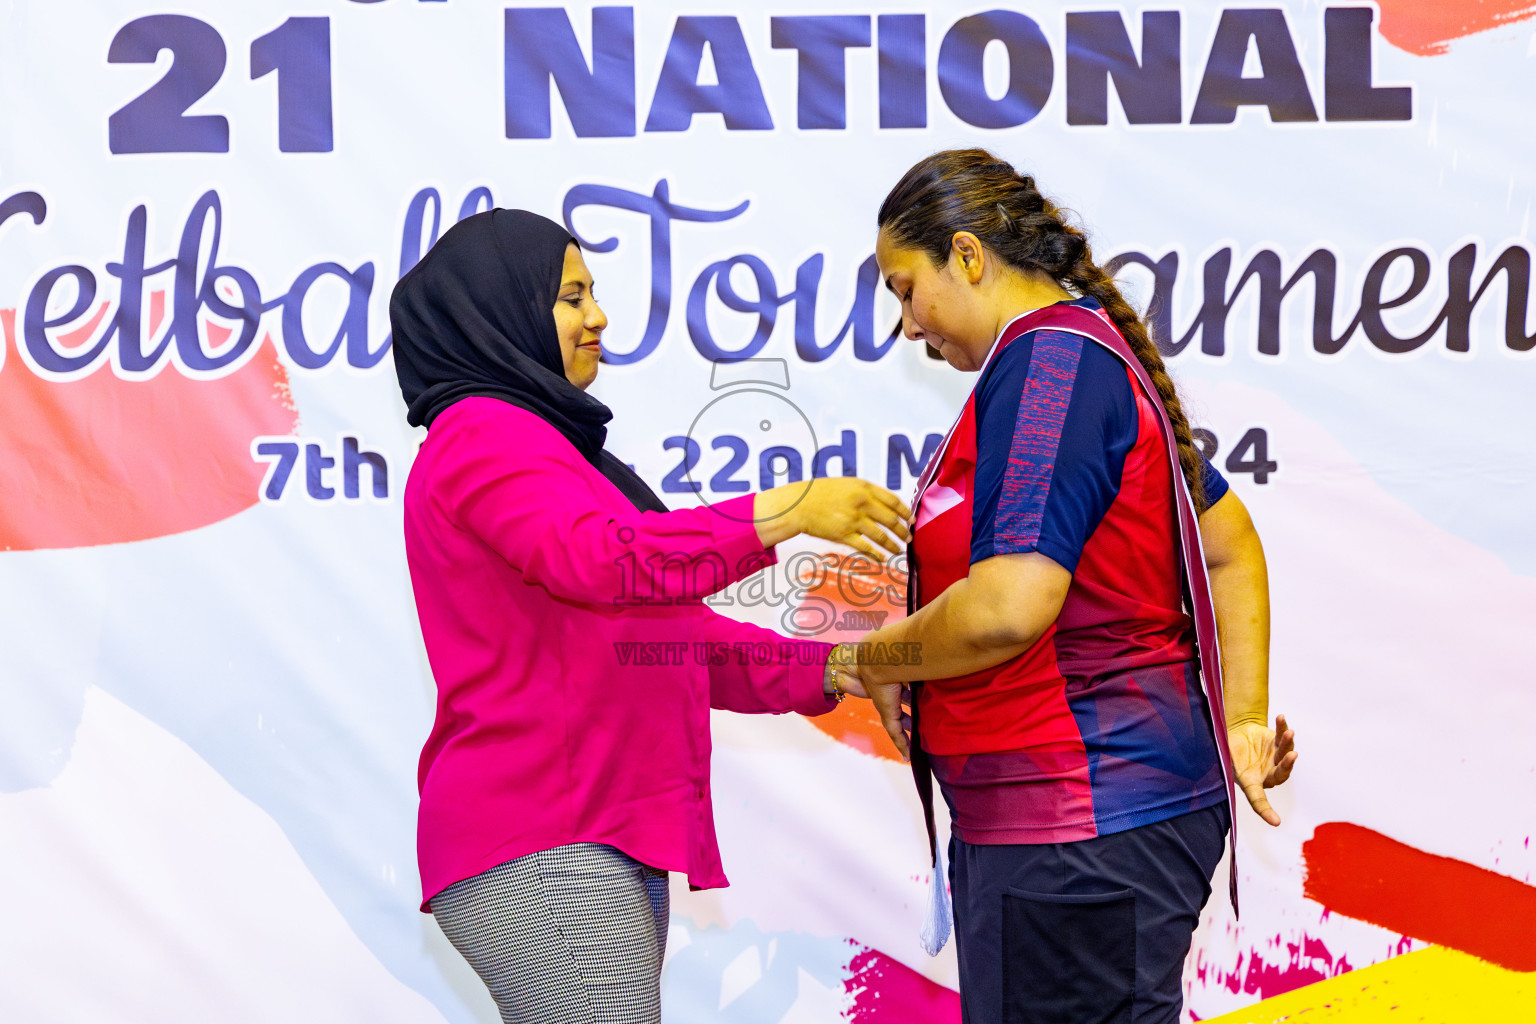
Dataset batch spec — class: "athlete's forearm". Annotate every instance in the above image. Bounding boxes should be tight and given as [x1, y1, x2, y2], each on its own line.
[1201, 493, 1272, 727]
[853, 579, 1023, 685]
[858, 552, 1071, 686]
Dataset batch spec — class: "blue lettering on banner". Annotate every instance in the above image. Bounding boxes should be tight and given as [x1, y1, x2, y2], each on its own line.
[105, 7, 1417, 152]
[108, 15, 230, 154]
[1323, 7, 1412, 121]
[250, 17, 335, 152]
[759, 445, 803, 491]
[563, 180, 751, 364]
[563, 180, 900, 365]
[21, 190, 373, 378]
[1191, 9, 1319, 123]
[711, 437, 749, 493]
[689, 255, 779, 362]
[887, 433, 943, 490]
[283, 261, 380, 370]
[0, 192, 46, 375]
[770, 16, 872, 131]
[166, 192, 262, 373]
[813, 430, 857, 478]
[497, 6, 1411, 137]
[306, 442, 336, 500]
[1065, 12, 1182, 126]
[786, 254, 901, 363]
[107, 15, 334, 154]
[659, 431, 950, 496]
[1106, 244, 1536, 357]
[12, 179, 1531, 382]
[684, 250, 901, 364]
[252, 436, 389, 502]
[877, 14, 926, 129]
[938, 11, 1054, 129]
[645, 16, 774, 131]
[504, 7, 635, 138]
[106, 205, 178, 373]
[25, 266, 110, 376]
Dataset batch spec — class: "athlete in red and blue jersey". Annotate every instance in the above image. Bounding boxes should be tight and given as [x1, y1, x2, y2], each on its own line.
[920, 296, 1229, 846]
[850, 150, 1297, 1024]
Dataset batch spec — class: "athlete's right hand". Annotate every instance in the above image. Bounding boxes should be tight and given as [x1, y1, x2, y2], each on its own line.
[754, 477, 911, 558]
[1227, 713, 1297, 826]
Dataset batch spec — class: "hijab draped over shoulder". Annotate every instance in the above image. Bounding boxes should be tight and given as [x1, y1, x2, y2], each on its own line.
[390, 208, 666, 513]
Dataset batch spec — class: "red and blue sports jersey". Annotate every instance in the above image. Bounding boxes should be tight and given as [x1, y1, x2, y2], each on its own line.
[913, 298, 1228, 844]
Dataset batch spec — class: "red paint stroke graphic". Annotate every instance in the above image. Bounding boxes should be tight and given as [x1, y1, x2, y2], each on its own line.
[1303, 822, 1536, 971]
[844, 943, 960, 1022]
[1378, 0, 1536, 56]
[0, 308, 298, 551]
[1193, 932, 1358, 1001]
[795, 559, 908, 761]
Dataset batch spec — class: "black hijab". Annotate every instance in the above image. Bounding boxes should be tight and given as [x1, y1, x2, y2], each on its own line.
[390, 208, 667, 513]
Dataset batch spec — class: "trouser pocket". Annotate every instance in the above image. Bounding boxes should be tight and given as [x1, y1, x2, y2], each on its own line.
[1001, 886, 1136, 1024]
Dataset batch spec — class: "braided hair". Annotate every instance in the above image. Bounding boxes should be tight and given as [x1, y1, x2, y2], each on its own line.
[877, 148, 1209, 512]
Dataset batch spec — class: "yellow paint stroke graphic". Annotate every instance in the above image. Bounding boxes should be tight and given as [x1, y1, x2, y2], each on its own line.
[1204, 945, 1536, 1022]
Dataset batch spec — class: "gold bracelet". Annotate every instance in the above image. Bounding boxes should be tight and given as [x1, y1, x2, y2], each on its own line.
[827, 644, 846, 703]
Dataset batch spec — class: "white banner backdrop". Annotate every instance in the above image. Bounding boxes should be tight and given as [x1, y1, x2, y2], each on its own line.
[1, 2, 1533, 1021]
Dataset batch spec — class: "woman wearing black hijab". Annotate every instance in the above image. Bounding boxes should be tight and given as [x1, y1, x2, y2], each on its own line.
[392, 209, 907, 1024]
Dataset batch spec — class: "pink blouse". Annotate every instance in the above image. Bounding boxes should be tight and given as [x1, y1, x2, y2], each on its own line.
[404, 397, 835, 908]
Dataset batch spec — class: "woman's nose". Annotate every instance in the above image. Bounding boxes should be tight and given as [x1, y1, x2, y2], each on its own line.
[589, 300, 608, 332]
[902, 312, 923, 341]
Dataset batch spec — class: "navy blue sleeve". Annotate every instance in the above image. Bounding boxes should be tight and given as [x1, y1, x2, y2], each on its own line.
[1199, 451, 1230, 507]
[970, 331, 1139, 573]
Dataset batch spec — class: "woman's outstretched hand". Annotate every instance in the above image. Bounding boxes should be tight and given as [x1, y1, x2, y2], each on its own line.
[755, 478, 911, 558]
[1227, 713, 1297, 826]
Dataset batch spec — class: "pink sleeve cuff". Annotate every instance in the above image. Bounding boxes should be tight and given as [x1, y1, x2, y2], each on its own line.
[790, 641, 838, 716]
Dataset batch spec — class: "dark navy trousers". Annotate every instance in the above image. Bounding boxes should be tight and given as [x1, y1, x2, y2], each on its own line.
[949, 803, 1230, 1024]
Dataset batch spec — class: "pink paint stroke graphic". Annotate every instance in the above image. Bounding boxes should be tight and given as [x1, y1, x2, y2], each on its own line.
[843, 943, 960, 1022]
[1194, 932, 1358, 1001]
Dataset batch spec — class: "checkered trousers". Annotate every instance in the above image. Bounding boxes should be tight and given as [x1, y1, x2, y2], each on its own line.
[430, 843, 670, 1024]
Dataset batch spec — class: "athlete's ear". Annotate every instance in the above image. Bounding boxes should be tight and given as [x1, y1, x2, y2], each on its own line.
[950, 232, 985, 284]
